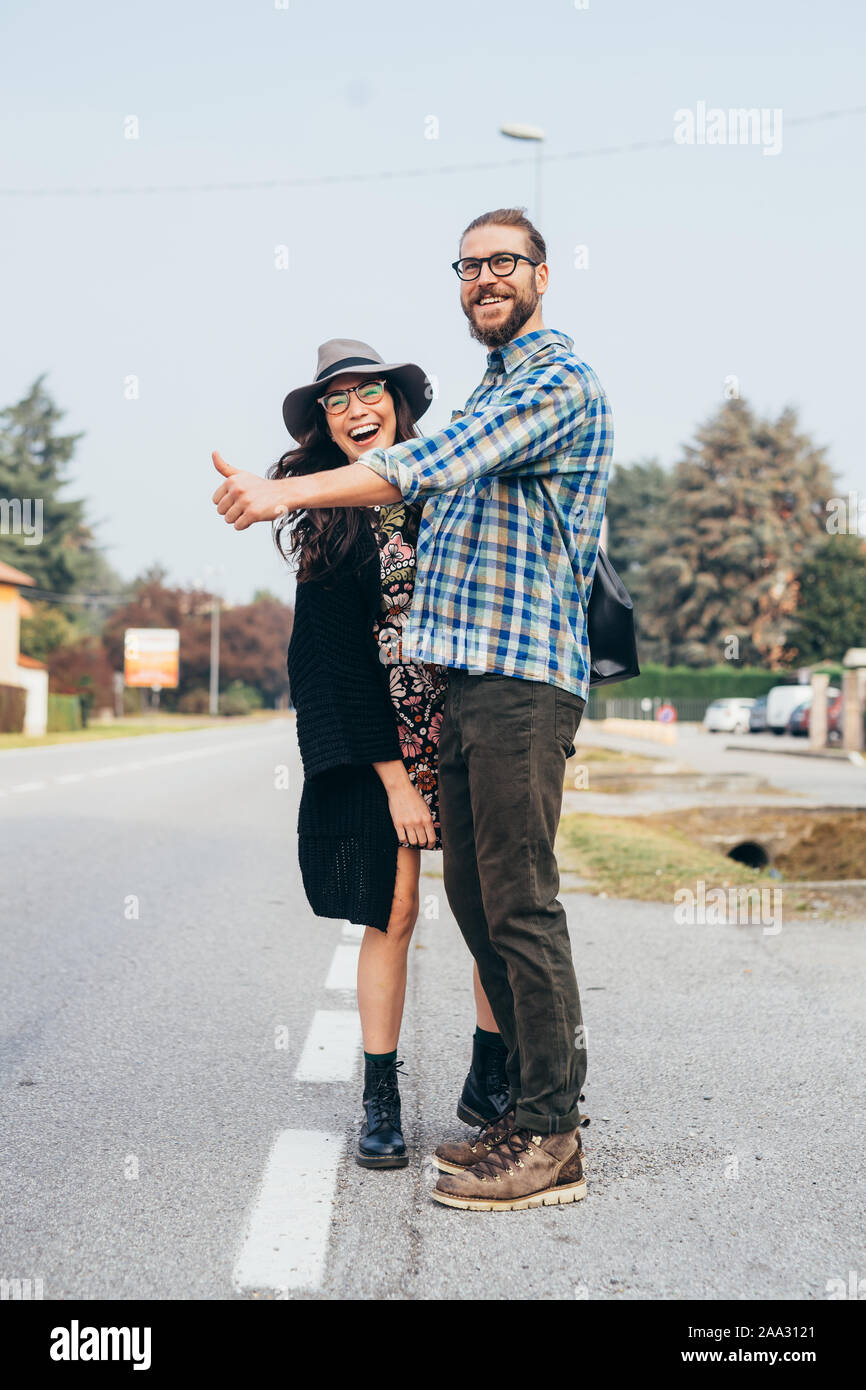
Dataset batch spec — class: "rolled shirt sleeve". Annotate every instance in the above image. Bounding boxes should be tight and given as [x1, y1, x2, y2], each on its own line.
[359, 359, 606, 503]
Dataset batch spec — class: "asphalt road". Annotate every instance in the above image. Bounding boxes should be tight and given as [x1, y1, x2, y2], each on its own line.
[1, 719, 863, 1300]
[580, 720, 866, 807]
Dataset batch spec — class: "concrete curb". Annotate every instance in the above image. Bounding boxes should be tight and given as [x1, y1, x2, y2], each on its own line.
[724, 742, 865, 764]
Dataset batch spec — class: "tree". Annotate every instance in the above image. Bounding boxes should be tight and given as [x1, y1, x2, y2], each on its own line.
[786, 534, 866, 663]
[0, 376, 122, 594]
[605, 458, 672, 583]
[102, 571, 293, 706]
[48, 637, 116, 720]
[604, 459, 673, 664]
[19, 601, 87, 664]
[218, 598, 293, 705]
[633, 399, 837, 667]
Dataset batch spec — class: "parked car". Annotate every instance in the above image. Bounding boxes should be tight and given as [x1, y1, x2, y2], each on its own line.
[749, 695, 768, 733]
[766, 684, 816, 735]
[787, 700, 811, 736]
[702, 697, 755, 734]
[828, 692, 844, 744]
[770, 686, 841, 737]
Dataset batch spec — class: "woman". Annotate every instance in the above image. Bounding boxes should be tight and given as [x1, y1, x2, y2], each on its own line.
[274, 339, 509, 1169]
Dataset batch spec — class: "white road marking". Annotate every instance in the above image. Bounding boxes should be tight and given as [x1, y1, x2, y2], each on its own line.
[341, 921, 365, 941]
[294, 1010, 361, 1082]
[0, 721, 288, 760]
[324, 943, 360, 991]
[0, 733, 285, 797]
[232, 1129, 343, 1294]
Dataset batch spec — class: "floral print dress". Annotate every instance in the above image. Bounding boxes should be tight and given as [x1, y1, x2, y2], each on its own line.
[367, 501, 449, 851]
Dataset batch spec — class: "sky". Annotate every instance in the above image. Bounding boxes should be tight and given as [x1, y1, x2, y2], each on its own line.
[1, 0, 864, 605]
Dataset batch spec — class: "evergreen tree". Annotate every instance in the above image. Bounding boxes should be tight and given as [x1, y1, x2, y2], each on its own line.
[604, 459, 673, 664]
[634, 399, 837, 666]
[605, 458, 672, 579]
[0, 376, 121, 594]
[786, 534, 866, 663]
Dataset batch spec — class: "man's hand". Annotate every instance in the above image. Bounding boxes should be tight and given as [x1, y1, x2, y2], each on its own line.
[211, 451, 293, 530]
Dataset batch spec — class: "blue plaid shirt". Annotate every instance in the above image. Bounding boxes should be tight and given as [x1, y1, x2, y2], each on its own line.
[359, 328, 613, 699]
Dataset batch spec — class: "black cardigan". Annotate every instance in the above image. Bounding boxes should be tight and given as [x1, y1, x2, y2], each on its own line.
[287, 520, 403, 932]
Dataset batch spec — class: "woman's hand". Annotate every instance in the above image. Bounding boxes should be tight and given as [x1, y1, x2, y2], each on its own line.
[373, 761, 437, 848]
[211, 451, 297, 530]
[387, 781, 437, 849]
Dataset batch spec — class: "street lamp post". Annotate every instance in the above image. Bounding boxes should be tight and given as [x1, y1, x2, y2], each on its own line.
[209, 594, 221, 717]
[194, 564, 223, 717]
[499, 123, 545, 224]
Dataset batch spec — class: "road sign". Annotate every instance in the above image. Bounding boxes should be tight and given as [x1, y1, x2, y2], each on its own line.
[124, 628, 180, 690]
[656, 703, 677, 723]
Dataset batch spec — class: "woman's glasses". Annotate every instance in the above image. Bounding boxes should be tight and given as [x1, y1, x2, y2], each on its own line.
[318, 379, 387, 415]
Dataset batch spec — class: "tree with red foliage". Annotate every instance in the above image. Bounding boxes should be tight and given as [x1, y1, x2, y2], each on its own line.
[102, 568, 293, 706]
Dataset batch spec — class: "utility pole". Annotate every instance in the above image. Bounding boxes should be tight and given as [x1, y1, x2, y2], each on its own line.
[209, 593, 220, 717]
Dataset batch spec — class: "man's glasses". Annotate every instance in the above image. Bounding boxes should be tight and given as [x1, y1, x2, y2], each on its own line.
[318, 379, 387, 415]
[451, 252, 539, 281]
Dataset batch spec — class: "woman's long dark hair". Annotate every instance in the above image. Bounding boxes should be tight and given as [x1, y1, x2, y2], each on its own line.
[269, 379, 421, 585]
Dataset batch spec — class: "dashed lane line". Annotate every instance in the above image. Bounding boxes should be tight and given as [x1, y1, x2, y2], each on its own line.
[294, 1010, 362, 1082]
[235, 931, 363, 1294]
[232, 1129, 344, 1295]
[0, 734, 287, 796]
[324, 943, 361, 991]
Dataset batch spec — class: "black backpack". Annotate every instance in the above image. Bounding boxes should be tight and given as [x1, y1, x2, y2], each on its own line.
[587, 547, 640, 687]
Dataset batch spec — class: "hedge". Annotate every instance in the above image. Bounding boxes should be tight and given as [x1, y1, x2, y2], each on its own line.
[588, 662, 845, 718]
[47, 693, 82, 732]
[594, 662, 830, 701]
[0, 683, 26, 734]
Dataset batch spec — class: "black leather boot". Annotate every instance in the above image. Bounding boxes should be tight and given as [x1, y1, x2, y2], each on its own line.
[457, 1033, 510, 1126]
[356, 1056, 408, 1169]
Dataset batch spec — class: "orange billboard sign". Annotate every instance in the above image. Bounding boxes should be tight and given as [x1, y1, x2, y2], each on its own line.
[124, 628, 180, 689]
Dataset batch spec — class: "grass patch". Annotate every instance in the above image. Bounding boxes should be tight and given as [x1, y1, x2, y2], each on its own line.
[0, 711, 282, 751]
[575, 746, 658, 766]
[557, 811, 767, 901]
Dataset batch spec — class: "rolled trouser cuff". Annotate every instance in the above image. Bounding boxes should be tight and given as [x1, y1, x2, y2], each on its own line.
[514, 1103, 583, 1135]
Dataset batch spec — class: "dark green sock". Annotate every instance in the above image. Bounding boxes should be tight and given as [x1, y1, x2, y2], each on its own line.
[474, 1026, 506, 1051]
[364, 1048, 397, 1065]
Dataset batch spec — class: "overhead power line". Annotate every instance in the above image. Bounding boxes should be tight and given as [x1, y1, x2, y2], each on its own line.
[26, 588, 127, 607]
[1, 104, 863, 198]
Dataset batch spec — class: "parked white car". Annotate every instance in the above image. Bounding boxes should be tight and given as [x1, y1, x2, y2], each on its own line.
[702, 697, 756, 734]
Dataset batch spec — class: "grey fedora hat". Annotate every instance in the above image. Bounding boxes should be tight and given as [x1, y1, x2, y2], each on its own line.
[282, 337, 433, 439]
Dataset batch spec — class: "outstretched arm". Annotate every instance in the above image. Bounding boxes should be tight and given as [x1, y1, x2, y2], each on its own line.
[211, 451, 401, 531]
[211, 357, 605, 528]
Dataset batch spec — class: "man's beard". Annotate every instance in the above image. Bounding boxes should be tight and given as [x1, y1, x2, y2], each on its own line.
[463, 281, 539, 348]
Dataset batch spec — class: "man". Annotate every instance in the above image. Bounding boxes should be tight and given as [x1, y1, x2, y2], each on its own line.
[212, 207, 612, 1212]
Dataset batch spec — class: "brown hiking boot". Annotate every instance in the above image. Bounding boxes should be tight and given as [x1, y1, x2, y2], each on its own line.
[431, 1125, 587, 1211]
[432, 1108, 517, 1175]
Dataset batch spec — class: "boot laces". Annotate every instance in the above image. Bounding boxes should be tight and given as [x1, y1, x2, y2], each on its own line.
[470, 1127, 539, 1181]
[486, 1053, 508, 1095]
[368, 1059, 406, 1123]
[469, 1107, 515, 1152]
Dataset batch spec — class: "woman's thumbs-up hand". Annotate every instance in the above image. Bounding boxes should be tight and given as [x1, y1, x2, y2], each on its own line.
[211, 451, 291, 530]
